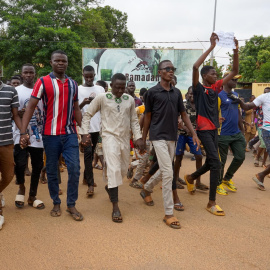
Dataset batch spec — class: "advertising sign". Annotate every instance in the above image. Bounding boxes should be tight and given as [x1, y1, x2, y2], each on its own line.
[82, 48, 202, 92]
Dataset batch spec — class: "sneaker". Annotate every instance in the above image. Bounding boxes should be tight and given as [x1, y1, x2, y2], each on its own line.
[0, 193, 5, 208]
[216, 184, 228, 195]
[222, 179, 237, 192]
[0, 215, 4, 230]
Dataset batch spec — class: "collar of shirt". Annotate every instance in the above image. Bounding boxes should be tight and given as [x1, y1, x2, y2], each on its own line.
[156, 82, 175, 92]
[49, 72, 69, 83]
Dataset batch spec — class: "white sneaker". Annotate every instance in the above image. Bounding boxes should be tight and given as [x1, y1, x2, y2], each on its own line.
[0, 193, 5, 208]
[0, 215, 4, 230]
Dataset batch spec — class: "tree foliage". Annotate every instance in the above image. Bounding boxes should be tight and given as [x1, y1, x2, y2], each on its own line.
[0, 1, 135, 83]
[233, 35, 270, 82]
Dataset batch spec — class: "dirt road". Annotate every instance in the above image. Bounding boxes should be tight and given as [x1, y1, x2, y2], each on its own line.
[1, 151, 270, 269]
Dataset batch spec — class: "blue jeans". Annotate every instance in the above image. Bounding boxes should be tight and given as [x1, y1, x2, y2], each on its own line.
[43, 134, 80, 207]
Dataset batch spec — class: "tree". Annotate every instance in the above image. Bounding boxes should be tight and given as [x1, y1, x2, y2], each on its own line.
[204, 59, 224, 80]
[230, 35, 270, 82]
[0, 1, 135, 83]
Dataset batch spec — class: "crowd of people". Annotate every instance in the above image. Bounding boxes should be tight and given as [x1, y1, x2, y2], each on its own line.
[1, 32, 270, 230]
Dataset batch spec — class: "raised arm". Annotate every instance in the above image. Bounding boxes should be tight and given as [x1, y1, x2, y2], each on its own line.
[193, 33, 219, 86]
[222, 38, 239, 85]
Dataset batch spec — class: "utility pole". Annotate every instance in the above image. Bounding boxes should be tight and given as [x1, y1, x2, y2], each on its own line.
[210, 0, 217, 66]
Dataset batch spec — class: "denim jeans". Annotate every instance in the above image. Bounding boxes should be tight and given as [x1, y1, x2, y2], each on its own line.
[43, 134, 80, 207]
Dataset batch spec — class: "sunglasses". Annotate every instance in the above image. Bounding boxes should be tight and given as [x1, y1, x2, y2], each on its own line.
[159, 67, 177, 72]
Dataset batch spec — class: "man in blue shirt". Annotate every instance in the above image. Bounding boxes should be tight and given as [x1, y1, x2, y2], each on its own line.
[217, 73, 245, 195]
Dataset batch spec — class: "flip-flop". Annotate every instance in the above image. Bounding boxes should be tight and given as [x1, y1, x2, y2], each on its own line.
[50, 208, 61, 217]
[66, 209, 84, 221]
[196, 183, 209, 191]
[15, 194, 25, 208]
[28, 199, 45, 210]
[140, 190, 154, 206]
[112, 210, 123, 223]
[184, 174, 196, 194]
[252, 176, 266, 191]
[174, 202, 184, 211]
[163, 216, 181, 229]
[206, 205, 225, 216]
[94, 164, 103, 170]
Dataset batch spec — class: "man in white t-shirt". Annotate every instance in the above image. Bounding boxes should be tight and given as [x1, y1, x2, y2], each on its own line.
[78, 65, 105, 196]
[13, 64, 44, 209]
[231, 88, 270, 191]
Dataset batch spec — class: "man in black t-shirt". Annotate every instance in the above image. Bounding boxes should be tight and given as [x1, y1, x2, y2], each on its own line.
[184, 33, 239, 216]
[143, 60, 199, 229]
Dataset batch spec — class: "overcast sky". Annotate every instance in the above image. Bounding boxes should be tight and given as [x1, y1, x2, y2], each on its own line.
[101, 0, 270, 69]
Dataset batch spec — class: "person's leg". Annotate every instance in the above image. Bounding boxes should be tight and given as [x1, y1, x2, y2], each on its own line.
[14, 144, 27, 206]
[27, 147, 44, 208]
[254, 130, 270, 186]
[43, 135, 62, 215]
[0, 144, 15, 192]
[223, 133, 246, 188]
[173, 135, 186, 187]
[152, 140, 176, 219]
[217, 135, 230, 186]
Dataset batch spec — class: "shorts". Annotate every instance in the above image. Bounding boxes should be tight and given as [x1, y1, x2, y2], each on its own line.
[258, 128, 266, 149]
[262, 129, 270, 154]
[175, 135, 202, 155]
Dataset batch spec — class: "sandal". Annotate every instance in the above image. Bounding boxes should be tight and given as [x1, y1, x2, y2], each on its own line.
[50, 208, 61, 217]
[66, 209, 84, 221]
[15, 194, 25, 208]
[28, 199, 45, 210]
[254, 159, 259, 167]
[163, 216, 181, 229]
[39, 175, 47, 184]
[94, 164, 103, 170]
[184, 174, 196, 194]
[140, 190, 154, 206]
[174, 202, 184, 211]
[206, 205, 225, 216]
[129, 181, 143, 189]
[86, 186, 94, 196]
[196, 183, 209, 191]
[252, 176, 266, 191]
[112, 210, 123, 223]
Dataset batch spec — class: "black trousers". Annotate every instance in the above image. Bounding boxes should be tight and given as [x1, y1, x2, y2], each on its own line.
[14, 144, 43, 197]
[83, 132, 99, 186]
[191, 130, 221, 201]
[109, 187, 118, 203]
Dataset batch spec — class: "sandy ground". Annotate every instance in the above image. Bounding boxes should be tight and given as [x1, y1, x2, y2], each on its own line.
[1, 150, 270, 270]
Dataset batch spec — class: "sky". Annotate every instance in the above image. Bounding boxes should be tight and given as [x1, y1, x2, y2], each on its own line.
[100, 0, 270, 69]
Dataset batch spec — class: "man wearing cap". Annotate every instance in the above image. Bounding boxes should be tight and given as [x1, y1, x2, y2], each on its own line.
[217, 73, 246, 195]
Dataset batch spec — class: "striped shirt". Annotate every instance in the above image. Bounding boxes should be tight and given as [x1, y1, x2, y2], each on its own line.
[31, 72, 78, 135]
[0, 82, 19, 146]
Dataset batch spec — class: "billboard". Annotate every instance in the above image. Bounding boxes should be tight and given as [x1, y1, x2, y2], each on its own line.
[82, 48, 202, 92]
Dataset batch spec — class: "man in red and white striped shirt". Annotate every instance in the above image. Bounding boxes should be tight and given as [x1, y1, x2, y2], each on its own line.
[20, 50, 84, 221]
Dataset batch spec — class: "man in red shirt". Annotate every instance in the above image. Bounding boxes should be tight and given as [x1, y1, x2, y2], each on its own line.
[20, 50, 84, 221]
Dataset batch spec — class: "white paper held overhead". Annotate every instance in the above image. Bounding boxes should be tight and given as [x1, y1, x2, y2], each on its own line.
[214, 31, 236, 49]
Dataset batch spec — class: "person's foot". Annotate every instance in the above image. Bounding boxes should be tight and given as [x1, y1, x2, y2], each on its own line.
[195, 182, 209, 190]
[127, 166, 134, 179]
[50, 204, 61, 217]
[206, 202, 225, 216]
[86, 186, 94, 196]
[16, 185, 26, 207]
[222, 179, 237, 192]
[40, 172, 47, 184]
[184, 174, 195, 194]
[254, 158, 259, 167]
[28, 196, 45, 209]
[163, 215, 181, 229]
[59, 188, 63, 195]
[245, 148, 250, 152]
[191, 156, 196, 161]
[178, 177, 186, 185]
[66, 206, 83, 221]
[216, 184, 228, 195]
[25, 168, 31, 176]
[112, 203, 122, 223]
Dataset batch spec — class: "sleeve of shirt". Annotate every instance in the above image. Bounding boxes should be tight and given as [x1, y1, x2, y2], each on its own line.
[31, 78, 43, 100]
[80, 94, 102, 134]
[130, 99, 142, 141]
[11, 88, 19, 108]
[212, 79, 223, 93]
[193, 82, 203, 92]
[73, 81, 79, 102]
[178, 91, 185, 113]
[144, 90, 153, 113]
[253, 94, 264, 107]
